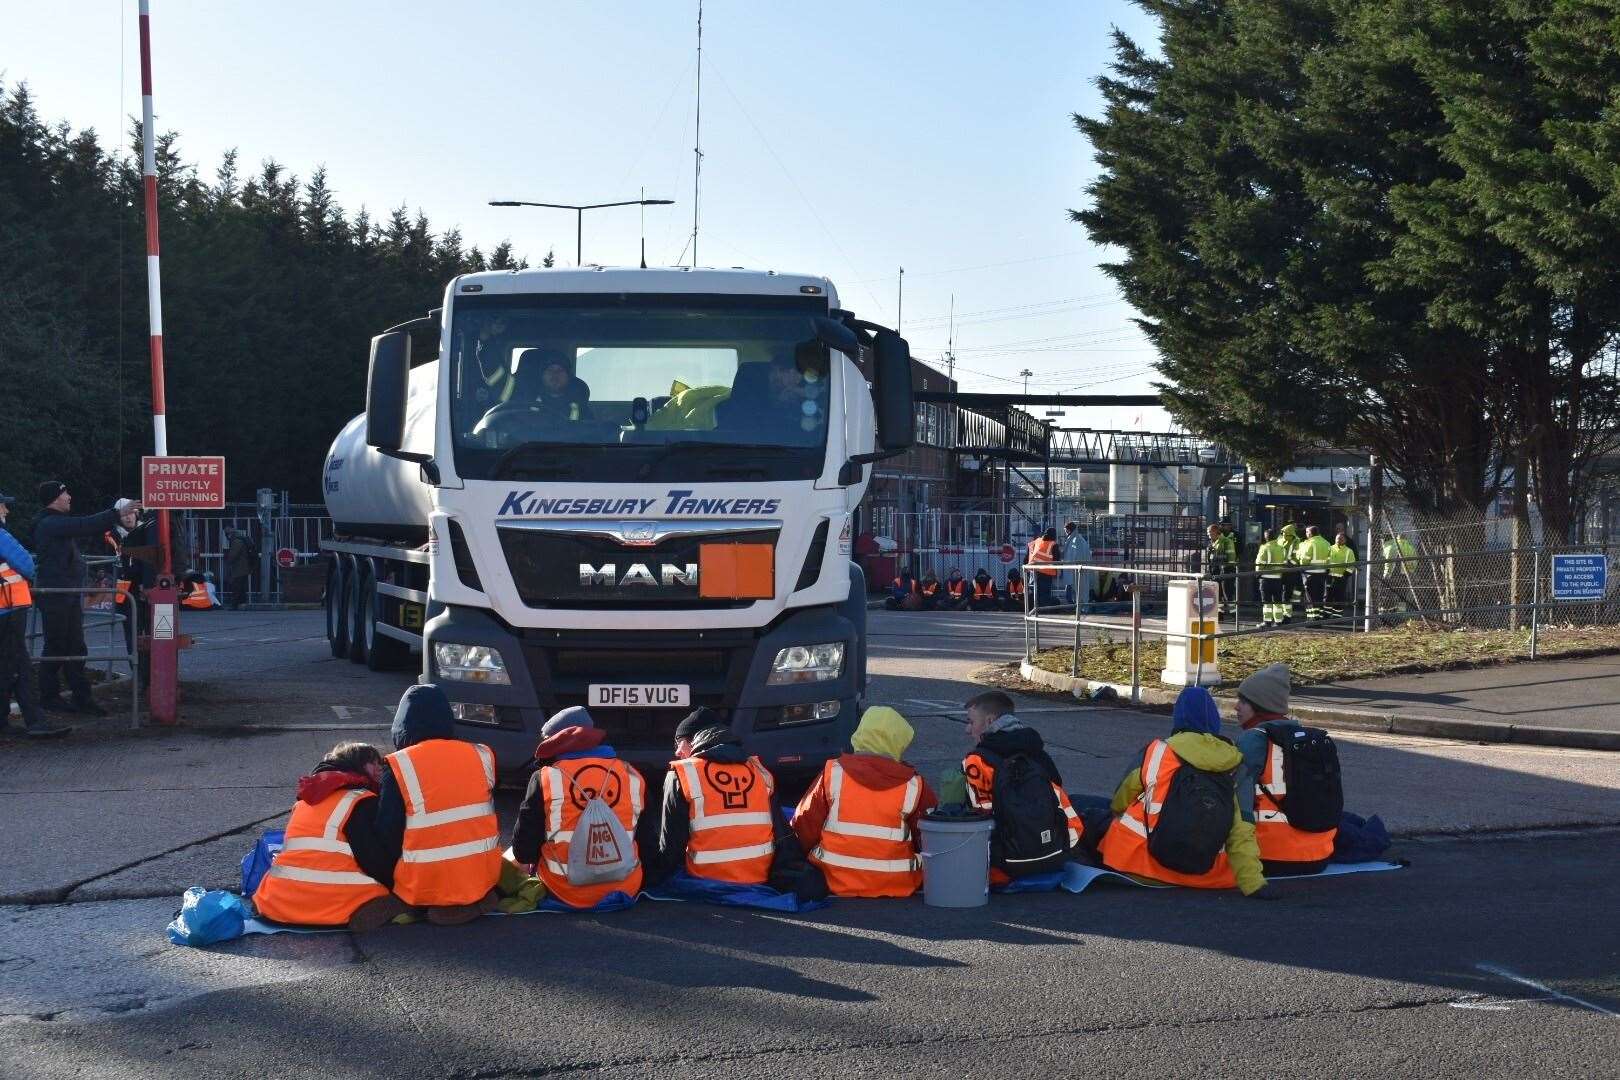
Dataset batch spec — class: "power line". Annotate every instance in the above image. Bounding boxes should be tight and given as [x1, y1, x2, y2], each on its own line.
[848, 250, 1088, 284]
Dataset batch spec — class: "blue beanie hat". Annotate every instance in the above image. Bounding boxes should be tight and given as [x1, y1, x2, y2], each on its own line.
[1171, 686, 1222, 736]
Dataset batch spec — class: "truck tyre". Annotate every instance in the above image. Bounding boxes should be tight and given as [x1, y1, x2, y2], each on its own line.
[363, 564, 410, 672]
[346, 557, 369, 664]
[326, 556, 350, 659]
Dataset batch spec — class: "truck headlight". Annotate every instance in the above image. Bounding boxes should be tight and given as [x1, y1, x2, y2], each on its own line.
[767, 642, 845, 685]
[434, 643, 511, 685]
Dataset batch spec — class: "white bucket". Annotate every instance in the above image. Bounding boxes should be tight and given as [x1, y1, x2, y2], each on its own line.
[917, 813, 993, 908]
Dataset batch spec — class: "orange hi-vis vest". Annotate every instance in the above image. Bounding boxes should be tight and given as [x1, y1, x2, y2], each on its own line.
[1098, 739, 1237, 889]
[386, 739, 501, 907]
[806, 760, 924, 898]
[103, 533, 131, 605]
[921, 581, 940, 598]
[892, 576, 919, 595]
[972, 578, 996, 600]
[1254, 740, 1336, 865]
[1026, 538, 1059, 576]
[946, 578, 967, 600]
[181, 586, 212, 610]
[0, 560, 32, 611]
[537, 756, 647, 908]
[1007, 577, 1025, 596]
[672, 755, 777, 884]
[962, 751, 1084, 851]
[254, 787, 390, 926]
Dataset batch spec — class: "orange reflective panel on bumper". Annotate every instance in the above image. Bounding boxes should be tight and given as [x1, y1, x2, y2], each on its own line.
[699, 543, 775, 599]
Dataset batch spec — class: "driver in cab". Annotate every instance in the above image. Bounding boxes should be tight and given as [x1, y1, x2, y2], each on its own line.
[473, 347, 592, 444]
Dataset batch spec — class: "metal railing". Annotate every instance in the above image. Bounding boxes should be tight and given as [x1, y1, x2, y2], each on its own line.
[22, 561, 141, 729]
[1019, 544, 1620, 699]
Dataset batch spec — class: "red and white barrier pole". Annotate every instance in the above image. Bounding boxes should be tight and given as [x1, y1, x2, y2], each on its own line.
[139, 0, 179, 725]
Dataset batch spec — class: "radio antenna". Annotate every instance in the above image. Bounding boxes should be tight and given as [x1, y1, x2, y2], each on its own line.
[690, 0, 703, 267]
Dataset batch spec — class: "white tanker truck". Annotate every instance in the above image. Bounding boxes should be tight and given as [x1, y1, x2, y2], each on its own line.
[321, 266, 915, 779]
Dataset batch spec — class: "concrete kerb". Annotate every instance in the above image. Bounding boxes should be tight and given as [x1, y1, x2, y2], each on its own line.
[1014, 660, 1620, 752]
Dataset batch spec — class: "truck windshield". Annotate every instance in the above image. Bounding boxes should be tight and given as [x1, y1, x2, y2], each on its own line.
[447, 293, 833, 482]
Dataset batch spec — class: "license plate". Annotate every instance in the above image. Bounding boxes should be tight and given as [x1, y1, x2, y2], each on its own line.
[587, 684, 691, 708]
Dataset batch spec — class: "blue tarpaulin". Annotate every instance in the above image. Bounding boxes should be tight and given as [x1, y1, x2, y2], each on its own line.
[645, 871, 829, 913]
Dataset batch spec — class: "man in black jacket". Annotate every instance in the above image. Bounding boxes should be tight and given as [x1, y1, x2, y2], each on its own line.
[32, 482, 136, 715]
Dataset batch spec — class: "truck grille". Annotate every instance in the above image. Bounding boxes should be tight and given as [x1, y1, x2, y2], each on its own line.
[498, 526, 776, 608]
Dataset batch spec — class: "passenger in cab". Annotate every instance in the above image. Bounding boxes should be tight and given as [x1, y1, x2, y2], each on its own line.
[962, 691, 1088, 884]
[943, 568, 969, 610]
[649, 707, 797, 887]
[374, 684, 503, 924]
[969, 569, 999, 611]
[511, 706, 648, 909]
[253, 741, 409, 931]
[1096, 686, 1275, 899]
[793, 706, 937, 898]
[716, 343, 828, 440]
[1233, 663, 1341, 876]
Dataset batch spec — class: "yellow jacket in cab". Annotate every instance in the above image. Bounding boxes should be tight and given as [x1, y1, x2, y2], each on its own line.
[1107, 731, 1266, 895]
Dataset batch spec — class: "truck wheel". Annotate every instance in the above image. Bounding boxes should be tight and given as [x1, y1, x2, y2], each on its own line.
[346, 558, 369, 664]
[363, 565, 410, 672]
[326, 557, 350, 659]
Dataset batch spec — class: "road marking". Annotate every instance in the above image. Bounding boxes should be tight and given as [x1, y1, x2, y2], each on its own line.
[330, 705, 386, 721]
[1449, 999, 1514, 1012]
[1476, 963, 1620, 1018]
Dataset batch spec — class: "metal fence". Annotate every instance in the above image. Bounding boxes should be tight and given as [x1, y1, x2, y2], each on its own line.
[1020, 542, 1620, 700]
[20, 557, 141, 728]
[177, 499, 333, 605]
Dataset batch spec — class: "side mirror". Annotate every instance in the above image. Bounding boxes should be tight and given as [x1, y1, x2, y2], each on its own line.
[366, 331, 411, 452]
[872, 329, 914, 453]
[814, 317, 861, 358]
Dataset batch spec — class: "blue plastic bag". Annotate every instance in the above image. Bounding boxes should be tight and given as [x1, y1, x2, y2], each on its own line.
[167, 887, 249, 947]
[240, 829, 285, 897]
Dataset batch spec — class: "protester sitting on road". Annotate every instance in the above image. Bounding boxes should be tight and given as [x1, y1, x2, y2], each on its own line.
[374, 684, 502, 924]
[969, 569, 999, 611]
[1096, 686, 1274, 898]
[918, 571, 942, 610]
[512, 706, 649, 910]
[793, 706, 937, 898]
[253, 741, 412, 931]
[885, 569, 922, 611]
[0, 492, 70, 738]
[1002, 571, 1026, 611]
[648, 707, 802, 888]
[961, 690, 1090, 885]
[943, 568, 969, 610]
[1233, 663, 1340, 876]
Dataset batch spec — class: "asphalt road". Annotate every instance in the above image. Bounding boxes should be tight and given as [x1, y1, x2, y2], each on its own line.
[3, 608, 1618, 1078]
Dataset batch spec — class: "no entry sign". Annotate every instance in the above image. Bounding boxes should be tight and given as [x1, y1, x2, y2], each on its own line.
[275, 547, 297, 569]
[141, 456, 226, 509]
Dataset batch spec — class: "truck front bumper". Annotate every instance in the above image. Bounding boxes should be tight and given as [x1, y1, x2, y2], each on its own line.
[423, 603, 862, 781]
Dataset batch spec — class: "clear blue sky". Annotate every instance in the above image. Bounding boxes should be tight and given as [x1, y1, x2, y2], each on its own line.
[6, 1, 1168, 429]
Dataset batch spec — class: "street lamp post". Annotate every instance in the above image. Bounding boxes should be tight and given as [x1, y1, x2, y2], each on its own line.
[488, 198, 674, 266]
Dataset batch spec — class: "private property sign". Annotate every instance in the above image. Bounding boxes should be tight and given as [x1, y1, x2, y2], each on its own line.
[1551, 553, 1607, 601]
[141, 456, 226, 509]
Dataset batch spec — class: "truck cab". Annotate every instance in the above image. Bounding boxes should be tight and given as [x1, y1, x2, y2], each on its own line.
[325, 267, 914, 782]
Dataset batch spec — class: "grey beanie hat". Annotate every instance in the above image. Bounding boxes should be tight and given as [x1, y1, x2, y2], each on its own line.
[1237, 662, 1291, 715]
[541, 705, 594, 739]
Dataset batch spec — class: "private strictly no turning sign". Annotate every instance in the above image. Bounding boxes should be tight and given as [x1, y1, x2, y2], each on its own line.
[1551, 553, 1607, 601]
[141, 456, 226, 509]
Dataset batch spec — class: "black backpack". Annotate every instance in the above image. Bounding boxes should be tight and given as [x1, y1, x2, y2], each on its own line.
[1145, 746, 1235, 875]
[989, 753, 1071, 878]
[1261, 726, 1343, 833]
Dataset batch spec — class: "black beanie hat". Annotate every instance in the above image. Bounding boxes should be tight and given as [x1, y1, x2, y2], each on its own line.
[38, 481, 66, 506]
[675, 706, 724, 742]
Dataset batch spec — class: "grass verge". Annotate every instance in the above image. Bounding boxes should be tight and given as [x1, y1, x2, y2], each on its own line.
[1030, 623, 1620, 687]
